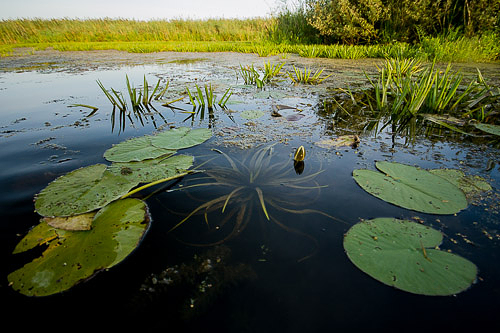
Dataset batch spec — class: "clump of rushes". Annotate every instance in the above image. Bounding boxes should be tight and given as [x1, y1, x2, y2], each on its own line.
[287, 65, 331, 84]
[186, 84, 232, 109]
[97, 75, 169, 112]
[238, 64, 266, 88]
[263, 60, 285, 80]
[364, 58, 499, 133]
[238, 61, 285, 88]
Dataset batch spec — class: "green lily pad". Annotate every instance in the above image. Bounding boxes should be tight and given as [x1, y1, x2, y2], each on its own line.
[473, 123, 500, 136]
[429, 168, 492, 201]
[353, 161, 468, 214]
[108, 154, 194, 183]
[151, 127, 212, 150]
[104, 135, 175, 163]
[343, 218, 477, 296]
[240, 110, 265, 120]
[8, 198, 150, 296]
[34, 164, 139, 217]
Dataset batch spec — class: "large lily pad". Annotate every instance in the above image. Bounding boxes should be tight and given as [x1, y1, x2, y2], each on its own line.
[34, 164, 139, 217]
[429, 168, 492, 202]
[343, 218, 477, 296]
[353, 161, 468, 214]
[151, 127, 212, 150]
[8, 198, 150, 296]
[104, 135, 175, 163]
[108, 154, 194, 183]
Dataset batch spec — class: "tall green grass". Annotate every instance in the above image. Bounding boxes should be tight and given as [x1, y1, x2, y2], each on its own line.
[363, 58, 498, 133]
[1, 18, 498, 62]
[0, 18, 269, 44]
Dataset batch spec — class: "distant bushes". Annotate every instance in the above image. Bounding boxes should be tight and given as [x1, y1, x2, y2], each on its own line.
[269, 0, 500, 45]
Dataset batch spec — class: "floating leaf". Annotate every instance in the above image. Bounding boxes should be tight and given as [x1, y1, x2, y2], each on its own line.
[44, 212, 95, 231]
[240, 110, 265, 120]
[108, 154, 194, 183]
[353, 161, 468, 214]
[473, 123, 500, 136]
[9, 198, 150, 296]
[315, 135, 360, 149]
[343, 218, 477, 296]
[104, 135, 175, 163]
[152, 127, 212, 150]
[34, 164, 138, 217]
[429, 168, 492, 202]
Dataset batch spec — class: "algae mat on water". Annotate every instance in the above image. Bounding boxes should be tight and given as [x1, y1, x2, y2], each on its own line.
[343, 218, 477, 296]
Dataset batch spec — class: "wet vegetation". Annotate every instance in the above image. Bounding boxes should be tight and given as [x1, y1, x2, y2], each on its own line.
[2, 2, 500, 327]
[324, 58, 500, 142]
[1, 1, 498, 62]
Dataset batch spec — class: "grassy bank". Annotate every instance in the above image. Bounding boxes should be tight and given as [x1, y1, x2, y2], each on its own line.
[0, 18, 498, 62]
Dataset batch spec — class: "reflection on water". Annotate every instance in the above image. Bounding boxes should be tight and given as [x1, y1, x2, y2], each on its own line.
[0, 52, 499, 331]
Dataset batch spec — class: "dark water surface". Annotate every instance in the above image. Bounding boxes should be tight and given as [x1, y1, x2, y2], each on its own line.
[1, 51, 499, 331]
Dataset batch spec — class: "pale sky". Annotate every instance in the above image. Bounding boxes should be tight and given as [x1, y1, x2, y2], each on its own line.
[0, 0, 282, 20]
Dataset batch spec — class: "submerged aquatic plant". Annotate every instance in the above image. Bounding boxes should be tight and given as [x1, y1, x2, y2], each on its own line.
[167, 144, 343, 261]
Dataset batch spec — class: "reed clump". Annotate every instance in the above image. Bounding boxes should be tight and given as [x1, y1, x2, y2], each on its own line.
[362, 58, 499, 133]
[0, 18, 270, 44]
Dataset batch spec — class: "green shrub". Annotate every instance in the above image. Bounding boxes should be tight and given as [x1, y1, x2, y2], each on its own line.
[306, 0, 386, 44]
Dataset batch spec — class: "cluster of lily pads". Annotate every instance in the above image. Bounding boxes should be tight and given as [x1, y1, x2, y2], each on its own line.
[345, 160, 492, 295]
[8, 127, 212, 296]
[7, 126, 492, 298]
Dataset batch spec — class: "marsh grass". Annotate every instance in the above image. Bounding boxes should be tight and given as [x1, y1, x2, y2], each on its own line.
[1, 18, 498, 61]
[362, 58, 499, 134]
[186, 84, 232, 109]
[0, 18, 269, 44]
[97, 75, 174, 132]
[287, 65, 331, 85]
[238, 61, 285, 88]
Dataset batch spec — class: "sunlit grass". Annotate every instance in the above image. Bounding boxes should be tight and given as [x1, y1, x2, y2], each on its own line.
[288, 65, 331, 85]
[0, 18, 269, 44]
[1, 19, 498, 62]
[359, 58, 500, 135]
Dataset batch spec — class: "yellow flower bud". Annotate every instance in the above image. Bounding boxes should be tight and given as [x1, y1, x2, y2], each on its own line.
[294, 146, 306, 162]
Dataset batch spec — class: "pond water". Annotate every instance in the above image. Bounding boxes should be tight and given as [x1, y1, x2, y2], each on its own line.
[1, 50, 499, 331]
